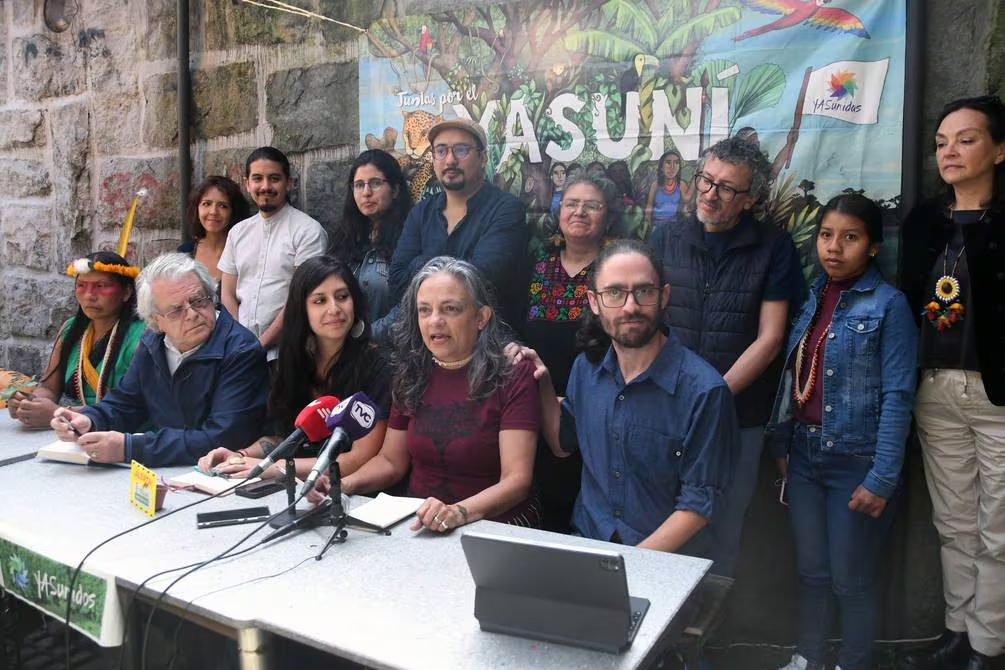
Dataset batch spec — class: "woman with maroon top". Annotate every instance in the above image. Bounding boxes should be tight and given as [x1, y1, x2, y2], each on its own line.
[765, 194, 917, 670]
[337, 256, 541, 532]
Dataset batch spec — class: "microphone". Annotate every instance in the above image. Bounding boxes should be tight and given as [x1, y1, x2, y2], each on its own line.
[246, 396, 339, 479]
[298, 392, 378, 498]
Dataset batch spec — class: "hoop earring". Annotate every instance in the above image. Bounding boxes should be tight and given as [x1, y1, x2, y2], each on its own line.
[350, 319, 365, 339]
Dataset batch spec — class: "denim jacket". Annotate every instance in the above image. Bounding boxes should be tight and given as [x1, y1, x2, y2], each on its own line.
[764, 266, 917, 499]
[353, 247, 393, 324]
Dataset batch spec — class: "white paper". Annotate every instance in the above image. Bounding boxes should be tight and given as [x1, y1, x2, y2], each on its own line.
[349, 493, 425, 529]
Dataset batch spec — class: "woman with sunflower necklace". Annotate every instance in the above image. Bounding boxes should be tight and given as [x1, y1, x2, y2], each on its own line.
[766, 194, 916, 670]
[7, 251, 145, 429]
[898, 95, 1005, 670]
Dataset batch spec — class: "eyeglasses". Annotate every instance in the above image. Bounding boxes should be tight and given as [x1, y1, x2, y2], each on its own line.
[693, 173, 750, 203]
[75, 281, 121, 295]
[352, 178, 388, 192]
[561, 199, 605, 214]
[158, 295, 214, 321]
[432, 143, 475, 160]
[593, 286, 661, 308]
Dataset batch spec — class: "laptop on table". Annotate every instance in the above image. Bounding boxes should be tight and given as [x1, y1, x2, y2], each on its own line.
[460, 530, 650, 653]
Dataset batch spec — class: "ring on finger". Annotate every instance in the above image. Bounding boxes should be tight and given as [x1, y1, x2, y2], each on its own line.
[440, 520, 448, 530]
[228, 456, 245, 465]
[432, 515, 440, 524]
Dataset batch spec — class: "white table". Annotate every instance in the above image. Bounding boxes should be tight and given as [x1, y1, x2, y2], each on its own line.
[0, 457, 710, 669]
[0, 416, 60, 467]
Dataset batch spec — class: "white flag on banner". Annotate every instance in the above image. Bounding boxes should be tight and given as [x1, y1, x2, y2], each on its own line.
[801, 58, 890, 125]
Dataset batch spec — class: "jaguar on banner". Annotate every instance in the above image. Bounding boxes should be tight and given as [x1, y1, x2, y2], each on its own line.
[358, 0, 906, 275]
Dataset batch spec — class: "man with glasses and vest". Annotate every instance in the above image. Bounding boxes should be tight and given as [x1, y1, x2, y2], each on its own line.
[52, 253, 269, 468]
[385, 118, 528, 331]
[650, 136, 805, 577]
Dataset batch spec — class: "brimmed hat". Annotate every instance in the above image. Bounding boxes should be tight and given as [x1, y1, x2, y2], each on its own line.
[427, 118, 488, 151]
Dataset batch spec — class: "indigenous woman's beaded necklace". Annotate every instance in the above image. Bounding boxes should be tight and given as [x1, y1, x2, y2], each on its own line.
[792, 278, 831, 408]
[74, 321, 119, 405]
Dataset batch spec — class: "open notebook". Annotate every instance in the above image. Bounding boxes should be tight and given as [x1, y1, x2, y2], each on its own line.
[165, 469, 260, 496]
[35, 440, 129, 468]
[348, 493, 425, 531]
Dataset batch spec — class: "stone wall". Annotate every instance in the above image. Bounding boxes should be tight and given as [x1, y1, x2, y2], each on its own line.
[0, 0, 378, 374]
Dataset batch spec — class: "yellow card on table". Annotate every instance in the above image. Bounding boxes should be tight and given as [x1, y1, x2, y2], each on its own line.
[129, 460, 159, 517]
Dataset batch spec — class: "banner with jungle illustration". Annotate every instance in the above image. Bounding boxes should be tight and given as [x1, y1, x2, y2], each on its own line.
[358, 0, 906, 278]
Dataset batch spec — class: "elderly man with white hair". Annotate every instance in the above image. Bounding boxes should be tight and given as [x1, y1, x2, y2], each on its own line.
[52, 252, 269, 467]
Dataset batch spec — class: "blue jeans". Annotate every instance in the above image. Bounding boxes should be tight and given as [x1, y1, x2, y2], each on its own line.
[709, 425, 764, 576]
[787, 423, 898, 670]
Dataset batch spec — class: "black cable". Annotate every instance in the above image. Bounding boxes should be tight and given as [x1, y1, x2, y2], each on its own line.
[164, 553, 316, 670]
[139, 491, 311, 670]
[115, 543, 261, 670]
[62, 476, 252, 669]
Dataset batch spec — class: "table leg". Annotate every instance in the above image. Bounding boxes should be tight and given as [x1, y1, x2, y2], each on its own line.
[237, 627, 271, 670]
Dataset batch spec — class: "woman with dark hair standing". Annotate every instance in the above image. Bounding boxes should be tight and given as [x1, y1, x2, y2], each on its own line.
[766, 194, 916, 670]
[177, 176, 250, 284]
[199, 255, 390, 479]
[330, 149, 412, 327]
[321, 256, 541, 532]
[8, 252, 145, 428]
[899, 95, 1005, 670]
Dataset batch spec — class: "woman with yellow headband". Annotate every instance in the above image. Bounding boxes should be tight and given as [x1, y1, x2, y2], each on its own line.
[7, 251, 145, 428]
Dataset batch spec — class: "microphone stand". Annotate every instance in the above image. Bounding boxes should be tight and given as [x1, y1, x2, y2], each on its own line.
[262, 453, 387, 548]
[315, 460, 349, 559]
[268, 454, 306, 528]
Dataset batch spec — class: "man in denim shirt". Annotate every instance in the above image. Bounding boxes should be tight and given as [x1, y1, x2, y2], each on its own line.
[520, 240, 737, 555]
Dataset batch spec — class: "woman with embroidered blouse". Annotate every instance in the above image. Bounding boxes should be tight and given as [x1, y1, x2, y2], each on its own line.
[7, 252, 145, 428]
[766, 194, 916, 670]
[315, 256, 541, 533]
[523, 173, 620, 531]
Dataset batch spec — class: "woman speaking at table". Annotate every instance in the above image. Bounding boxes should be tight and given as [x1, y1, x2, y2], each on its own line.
[199, 255, 390, 479]
[7, 252, 144, 429]
[316, 257, 541, 532]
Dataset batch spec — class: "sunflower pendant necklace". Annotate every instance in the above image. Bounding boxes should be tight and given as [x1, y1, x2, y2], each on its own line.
[923, 207, 986, 331]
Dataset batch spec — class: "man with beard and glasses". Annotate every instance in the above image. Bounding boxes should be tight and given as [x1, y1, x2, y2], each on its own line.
[512, 239, 737, 559]
[384, 119, 528, 332]
[650, 136, 804, 577]
[220, 146, 327, 361]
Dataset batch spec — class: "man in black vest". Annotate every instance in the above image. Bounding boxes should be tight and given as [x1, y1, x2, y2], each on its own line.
[651, 136, 804, 577]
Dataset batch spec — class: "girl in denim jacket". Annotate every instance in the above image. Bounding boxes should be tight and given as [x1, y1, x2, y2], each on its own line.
[767, 194, 917, 670]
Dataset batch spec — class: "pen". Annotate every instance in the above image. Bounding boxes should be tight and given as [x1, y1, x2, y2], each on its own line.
[61, 416, 83, 438]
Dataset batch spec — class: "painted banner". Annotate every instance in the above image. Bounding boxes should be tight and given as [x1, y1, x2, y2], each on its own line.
[0, 538, 123, 645]
[359, 0, 906, 277]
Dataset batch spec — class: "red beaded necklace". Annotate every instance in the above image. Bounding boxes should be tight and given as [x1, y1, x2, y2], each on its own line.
[792, 278, 832, 408]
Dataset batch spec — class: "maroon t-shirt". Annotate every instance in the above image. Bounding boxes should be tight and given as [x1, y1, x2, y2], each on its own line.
[389, 359, 541, 525]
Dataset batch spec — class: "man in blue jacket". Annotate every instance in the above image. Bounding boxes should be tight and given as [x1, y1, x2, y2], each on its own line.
[51, 253, 269, 467]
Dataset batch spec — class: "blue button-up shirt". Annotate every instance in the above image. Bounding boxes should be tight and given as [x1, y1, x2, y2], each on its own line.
[562, 334, 738, 547]
[387, 181, 528, 328]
